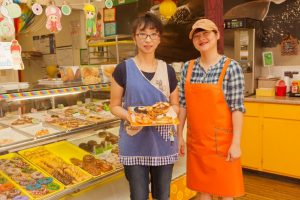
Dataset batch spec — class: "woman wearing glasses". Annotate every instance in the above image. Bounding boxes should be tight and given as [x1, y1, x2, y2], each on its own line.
[110, 13, 179, 200]
[177, 19, 245, 200]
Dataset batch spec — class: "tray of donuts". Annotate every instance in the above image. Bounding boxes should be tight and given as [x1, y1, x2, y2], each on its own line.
[43, 141, 115, 178]
[0, 153, 64, 199]
[18, 146, 92, 188]
[0, 173, 30, 200]
[128, 102, 179, 126]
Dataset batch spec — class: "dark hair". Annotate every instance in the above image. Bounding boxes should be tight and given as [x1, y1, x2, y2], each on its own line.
[193, 28, 218, 38]
[131, 12, 163, 35]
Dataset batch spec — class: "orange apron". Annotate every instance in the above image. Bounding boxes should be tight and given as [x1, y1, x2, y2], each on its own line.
[185, 59, 244, 197]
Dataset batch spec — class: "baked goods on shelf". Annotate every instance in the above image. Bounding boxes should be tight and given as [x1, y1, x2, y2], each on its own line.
[20, 147, 91, 186]
[0, 174, 29, 200]
[11, 116, 40, 126]
[0, 154, 62, 198]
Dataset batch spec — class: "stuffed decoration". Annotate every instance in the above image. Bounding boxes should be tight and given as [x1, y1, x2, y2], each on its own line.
[1, 0, 21, 18]
[0, 8, 15, 40]
[84, 4, 97, 37]
[45, 5, 62, 33]
[10, 39, 24, 70]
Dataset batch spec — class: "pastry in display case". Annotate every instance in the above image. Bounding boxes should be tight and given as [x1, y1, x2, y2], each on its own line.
[0, 153, 63, 199]
[0, 173, 30, 200]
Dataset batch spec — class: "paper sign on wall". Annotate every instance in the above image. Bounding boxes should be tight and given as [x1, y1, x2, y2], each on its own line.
[0, 42, 14, 69]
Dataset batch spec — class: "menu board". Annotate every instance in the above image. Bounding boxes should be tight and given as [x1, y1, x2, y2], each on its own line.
[0, 42, 13, 69]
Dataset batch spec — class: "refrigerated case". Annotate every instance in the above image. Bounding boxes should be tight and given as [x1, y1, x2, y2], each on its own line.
[224, 18, 263, 96]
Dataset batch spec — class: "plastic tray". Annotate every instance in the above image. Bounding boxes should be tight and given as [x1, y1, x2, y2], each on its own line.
[0, 153, 64, 199]
[19, 146, 92, 188]
[19, 123, 61, 138]
[128, 106, 179, 127]
[44, 141, 115, 177]
[68, 132, 121, 168]
[0, 127, 31, 146]
[0, 115, 40, 128]
[0, 172, 31, 200]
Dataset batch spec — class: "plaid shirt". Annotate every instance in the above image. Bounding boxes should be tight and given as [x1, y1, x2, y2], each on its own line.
[179, 56, 245, 113]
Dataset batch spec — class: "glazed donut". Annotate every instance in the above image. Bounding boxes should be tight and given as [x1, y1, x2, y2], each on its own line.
[30, 172, 44, 180]
[21, 167, 35, 174]
[12, 195, 29, 200]
[30, 186, 48, 196]
[6, 189, 21, 198]
[5, 168, 22, 175]
[46, 182, 60, 191]
[26, 183, 41, 191]
[11, 174, 29, 182]
[37, 177, 52, 185]
[0, 194, 7, 200]
[19, 179, 36, 186]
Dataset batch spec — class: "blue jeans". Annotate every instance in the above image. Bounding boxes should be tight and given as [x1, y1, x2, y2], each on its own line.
[124, 164, 174, 200]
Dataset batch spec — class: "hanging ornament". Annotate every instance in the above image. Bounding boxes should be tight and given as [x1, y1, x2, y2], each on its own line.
[45, 5, 62, 33]
[105, 0, 113, 9]
[159, 0, 177, 19]
[32, 3, 43, 15]
[61, 1, 72, 16]
[10, 39, 25, 70]
[83, 4, 97, 37]
[1, 0, 22, 18]
[0, 13, 15, 40]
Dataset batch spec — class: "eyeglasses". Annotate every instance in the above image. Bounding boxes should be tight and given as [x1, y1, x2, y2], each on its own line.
[135, 33, 160, 40]
[193, 31, 213, 40]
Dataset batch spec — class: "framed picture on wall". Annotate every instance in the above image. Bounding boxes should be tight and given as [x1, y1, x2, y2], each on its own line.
[103, 7, 116, 22]
[104, 22, 117, 36]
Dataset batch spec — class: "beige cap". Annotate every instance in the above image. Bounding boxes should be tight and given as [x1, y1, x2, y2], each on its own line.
[189, 19, 219, 39]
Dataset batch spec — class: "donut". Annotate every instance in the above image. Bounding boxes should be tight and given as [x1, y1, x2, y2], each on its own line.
[6, 189, 21, 198]
[46, 182, 60, 191]
[12, 195, 29, 200]
[31, 171, 44, 180]
[37, 177, 53, 185]
[0, 194, 7, 200]
[30, 186, 48, 196]
[19, 179, 36, 186]
[11, 174, 29, 182]
[21, 167, 35, 174]
[26, 183, 41, 191]
[5, 168, 22, 175]
[0, 177, 7, 184]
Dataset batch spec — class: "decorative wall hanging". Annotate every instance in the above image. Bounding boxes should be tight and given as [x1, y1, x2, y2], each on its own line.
[84, 4, 97, 37]
[105, 0, 113, 9]
[103, 7, 116, 22]
[104, 22, 116, 36]
[1, 0, 21, 18]
[32, 3, 43, 15]
[61, 1, 72, 16]
[280, 34, 298, 56]
[10, 39, 24, 70]
[45, 5, 62, 33]
[159, 0, 177, 19]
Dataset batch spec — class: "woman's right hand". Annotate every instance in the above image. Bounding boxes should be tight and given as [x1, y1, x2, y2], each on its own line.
[178, 136, 185, 157]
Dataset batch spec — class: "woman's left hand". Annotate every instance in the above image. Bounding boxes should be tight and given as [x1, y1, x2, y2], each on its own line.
[226, 143, 241, 161]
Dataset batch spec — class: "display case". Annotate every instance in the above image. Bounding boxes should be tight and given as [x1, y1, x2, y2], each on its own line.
[0, 82, 193, 200]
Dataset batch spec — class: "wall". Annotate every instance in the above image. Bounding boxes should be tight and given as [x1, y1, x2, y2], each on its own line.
[18, 9, 86, 82]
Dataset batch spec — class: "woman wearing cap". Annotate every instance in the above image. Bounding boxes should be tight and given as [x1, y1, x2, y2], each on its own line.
[177, 19, 245, 200]
[110, 13, 179, 200]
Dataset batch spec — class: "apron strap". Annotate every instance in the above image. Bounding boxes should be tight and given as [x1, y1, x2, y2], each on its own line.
[217, 58, 231, 87]
[186, 60, 196, 85]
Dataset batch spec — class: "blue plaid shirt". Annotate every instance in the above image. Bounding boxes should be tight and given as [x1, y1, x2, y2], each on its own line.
[179, 55, 245, 113]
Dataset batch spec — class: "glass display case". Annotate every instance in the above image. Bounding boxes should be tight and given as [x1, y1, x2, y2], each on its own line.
[0, 82, 192, 200]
